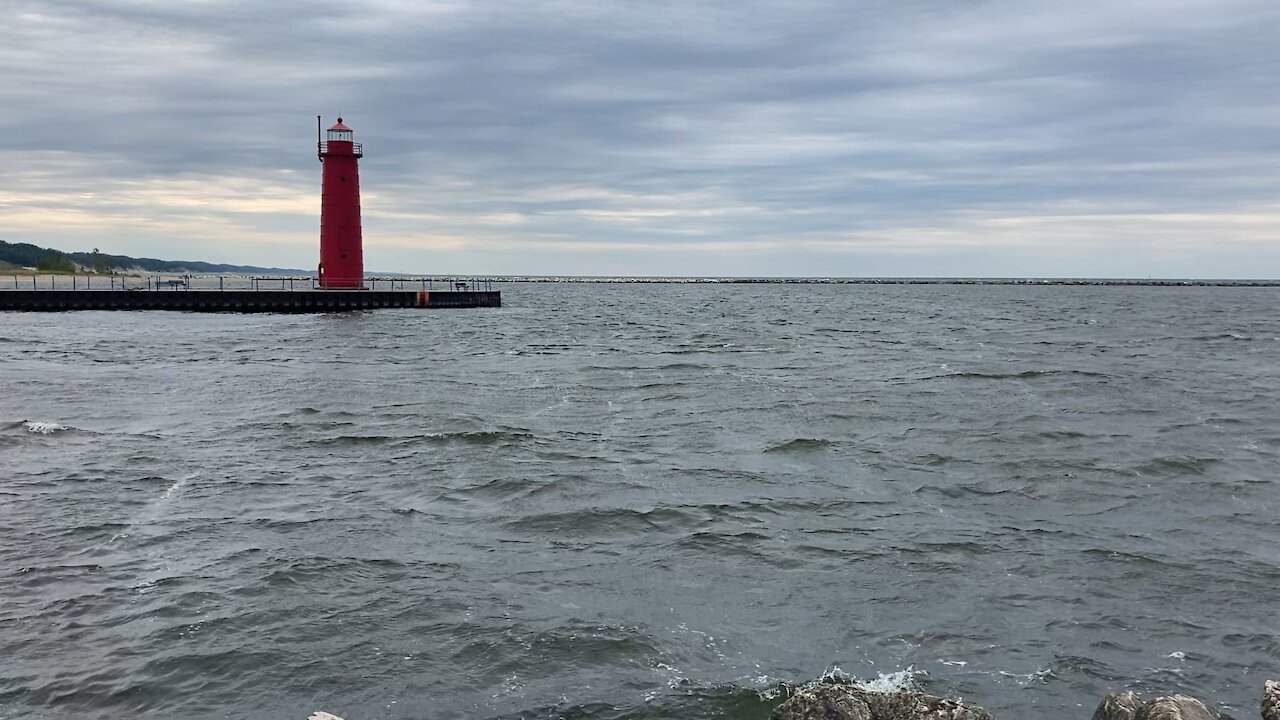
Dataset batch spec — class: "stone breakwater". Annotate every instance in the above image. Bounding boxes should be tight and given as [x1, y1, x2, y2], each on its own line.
[769, 680, 1280, 720]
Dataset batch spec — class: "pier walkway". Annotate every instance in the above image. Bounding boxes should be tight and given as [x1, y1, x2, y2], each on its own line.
[0, 275, 501, 312]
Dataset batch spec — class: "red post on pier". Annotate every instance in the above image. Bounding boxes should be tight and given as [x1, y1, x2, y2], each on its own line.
[317, 116, 365, 288]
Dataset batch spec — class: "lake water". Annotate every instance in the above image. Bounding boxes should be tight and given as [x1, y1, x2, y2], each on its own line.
[2, 282, 1277, 720]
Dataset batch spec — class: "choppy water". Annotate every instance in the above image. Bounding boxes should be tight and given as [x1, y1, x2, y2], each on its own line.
[2, 282, 1278, 720]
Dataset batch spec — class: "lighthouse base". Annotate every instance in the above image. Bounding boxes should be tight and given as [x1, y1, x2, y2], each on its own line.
[0, 289, 501, 313]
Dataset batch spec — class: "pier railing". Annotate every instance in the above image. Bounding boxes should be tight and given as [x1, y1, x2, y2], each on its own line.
[4, 274, 500, 293]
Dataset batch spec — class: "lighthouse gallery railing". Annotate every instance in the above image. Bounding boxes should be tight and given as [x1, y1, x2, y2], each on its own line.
[317, 141, 363, 157]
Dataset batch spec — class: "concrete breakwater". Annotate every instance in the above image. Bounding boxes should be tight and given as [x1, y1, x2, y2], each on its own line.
[769, 679, 1280, 720]
[0, 289, 501, 312]
[493, 276, 1280, 286]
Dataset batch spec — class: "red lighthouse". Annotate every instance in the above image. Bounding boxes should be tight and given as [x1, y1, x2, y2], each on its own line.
[317, 116, 364, 288]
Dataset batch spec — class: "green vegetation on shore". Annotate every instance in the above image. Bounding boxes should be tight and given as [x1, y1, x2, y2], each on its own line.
[0, 239, 303, 275]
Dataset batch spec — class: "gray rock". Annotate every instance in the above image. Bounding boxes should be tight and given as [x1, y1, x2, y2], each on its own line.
[772, 680, 1278, 720]
[771, 683, 994, 720]
[1263, 680, 1280, 720]
[1093, 691, 1143, 720]
[771, 684, 872, 720]
[1133, 695, 1220, 720]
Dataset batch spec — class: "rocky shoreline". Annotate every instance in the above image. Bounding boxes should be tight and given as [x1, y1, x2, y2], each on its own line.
[770, 679, 1280, 720]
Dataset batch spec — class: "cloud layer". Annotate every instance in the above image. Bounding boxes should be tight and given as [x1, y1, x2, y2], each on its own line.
[4, 0, 1279, 276]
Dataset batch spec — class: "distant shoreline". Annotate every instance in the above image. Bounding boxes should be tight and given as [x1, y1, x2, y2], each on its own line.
[5, 271, 1280, 287]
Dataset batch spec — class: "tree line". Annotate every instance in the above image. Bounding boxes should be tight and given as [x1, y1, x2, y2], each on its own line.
[0, 240, 301, 274]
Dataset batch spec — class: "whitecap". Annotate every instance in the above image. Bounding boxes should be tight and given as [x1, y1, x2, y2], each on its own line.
[161, 476, 187, 500]
[860, 667, 922, 693]
[24, 421, 68, 434]
[652, 660, 688, 689]
[818, 665, 854, 683]
[996, 668, 1053, 685]
[813, 665, 924, 693]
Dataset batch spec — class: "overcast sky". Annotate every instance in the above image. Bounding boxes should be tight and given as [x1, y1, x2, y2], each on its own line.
[3, 0, 1278, 277]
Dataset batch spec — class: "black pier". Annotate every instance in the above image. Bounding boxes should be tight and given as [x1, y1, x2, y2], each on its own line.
[0, 289, 501, 313]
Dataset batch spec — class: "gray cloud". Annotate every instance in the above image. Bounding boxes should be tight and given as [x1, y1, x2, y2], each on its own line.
[2, 0, 1278, 276]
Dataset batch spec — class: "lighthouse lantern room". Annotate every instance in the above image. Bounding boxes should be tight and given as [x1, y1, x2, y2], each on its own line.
[317, 116, 365, 288]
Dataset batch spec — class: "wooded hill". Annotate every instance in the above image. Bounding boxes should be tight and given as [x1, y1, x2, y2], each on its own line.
[0, 240, 305, 274]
